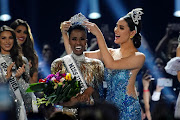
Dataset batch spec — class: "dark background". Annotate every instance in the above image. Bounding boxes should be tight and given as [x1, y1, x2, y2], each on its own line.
[0, 0, 179, 58]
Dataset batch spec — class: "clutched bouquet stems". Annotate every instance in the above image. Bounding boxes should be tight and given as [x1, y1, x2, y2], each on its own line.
[26, 70, 81, 107]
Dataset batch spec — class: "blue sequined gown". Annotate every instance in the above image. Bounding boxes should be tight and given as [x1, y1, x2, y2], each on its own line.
[104, 68, 141, 120]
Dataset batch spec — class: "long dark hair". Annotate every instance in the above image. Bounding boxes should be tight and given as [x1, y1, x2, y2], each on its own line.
[0, 25, 24, 68]
[10, 19, 38, 69]
[123, 15, 142, 48]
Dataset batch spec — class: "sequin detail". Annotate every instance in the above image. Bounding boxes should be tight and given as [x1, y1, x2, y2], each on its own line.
[104, 68, 141, 120]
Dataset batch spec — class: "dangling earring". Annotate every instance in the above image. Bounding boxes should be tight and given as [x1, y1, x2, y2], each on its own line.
[130, 36, 133, 39]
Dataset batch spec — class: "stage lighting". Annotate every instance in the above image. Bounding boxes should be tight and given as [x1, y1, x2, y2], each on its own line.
[0, 14, 11, 21]
[88, 12, 101, 19]
[104, 0, 127, 20]
[0, 0, 11, 21]
[88, 0, 101, 19]
[174, 0, 180, 17]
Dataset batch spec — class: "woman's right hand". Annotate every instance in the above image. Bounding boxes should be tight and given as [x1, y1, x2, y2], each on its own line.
[6, 62, 15, 80]
[6, 62, 26, 80]
[60, 21, 71, 34]
[142, 70, 153, 90]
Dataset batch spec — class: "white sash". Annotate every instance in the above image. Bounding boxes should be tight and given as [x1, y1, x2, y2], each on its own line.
[63, 55, 87, 93]
[31, 93, 38, 113]
[63, 54, 94, 103]
[0, 55, 27, 120]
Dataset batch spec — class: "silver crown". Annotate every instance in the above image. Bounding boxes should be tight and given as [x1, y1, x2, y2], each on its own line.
[128, 8, 143, 25]
[69, 13, 88, 25]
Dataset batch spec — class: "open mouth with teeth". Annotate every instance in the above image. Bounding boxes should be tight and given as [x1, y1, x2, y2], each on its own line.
[75, 46, 82, 51]
[3, 44, 12, 49]
[115, 35, 120, 39]
[18, 37, 25, 41]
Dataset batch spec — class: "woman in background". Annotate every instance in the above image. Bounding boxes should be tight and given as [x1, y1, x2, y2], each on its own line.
[10, 19, 38, 83]
[0, 25, 37, 120]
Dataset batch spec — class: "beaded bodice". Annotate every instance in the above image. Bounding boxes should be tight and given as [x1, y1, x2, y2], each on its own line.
[104, 68, 141, 120]
[104, 68, 131, 105]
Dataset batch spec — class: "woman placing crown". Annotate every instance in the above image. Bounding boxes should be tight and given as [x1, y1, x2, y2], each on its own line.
[61, 8, 145, 119]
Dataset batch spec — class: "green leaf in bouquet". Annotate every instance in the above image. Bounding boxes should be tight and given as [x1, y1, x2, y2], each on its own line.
[46, 93, 56, 99]
[51, 84, 70, 103]
[55, 85, 63, 95]
[74, 88, 80, 94]
[48, 96, 55, 103]
[75, 81, 81, 87]
[60, 96, 69, 103]
[69, 79, 76, 87]
[36, 98, 48, 107]
[44, 82, 56, 96]
[50, 96, 58, 103]
[62, 84, 71, 93]
[58, 84, 71, 102]
[53, 94, 63, 104]
[66, 88, 75, 99]
[26, 82, 48, 92]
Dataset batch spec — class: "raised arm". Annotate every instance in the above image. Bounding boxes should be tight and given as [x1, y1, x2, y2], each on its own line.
[142, 71, 152, 120]
[83, 21, 145, 70]
[60, 21, 72, 54]
[155, 26, 172, 54]
[60, 21, 102, 60]
[176, 44, 180, 82]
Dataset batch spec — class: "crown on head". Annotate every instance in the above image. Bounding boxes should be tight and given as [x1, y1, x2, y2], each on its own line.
[69, 13, 88, 25]
[128, 8, 143, 25]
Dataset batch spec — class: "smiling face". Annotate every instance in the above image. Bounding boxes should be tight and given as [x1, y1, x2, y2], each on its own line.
[114, 18, 134, 44]
[14, 25, 27, 45]
[0, 31, 14, 54]
[69, 29, 87, 56]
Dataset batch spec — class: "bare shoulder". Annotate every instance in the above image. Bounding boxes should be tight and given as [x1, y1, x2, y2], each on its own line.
[108, 48, 117, 55]
[135, 52, 145, 57]
[84, 50, 100, 59]
[134, 52, 146, 62]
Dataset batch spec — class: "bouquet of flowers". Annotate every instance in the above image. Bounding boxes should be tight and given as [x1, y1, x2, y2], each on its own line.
[26, 71, 81, 107]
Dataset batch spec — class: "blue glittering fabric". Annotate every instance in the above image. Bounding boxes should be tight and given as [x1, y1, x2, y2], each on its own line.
[104, 68, 141, 120]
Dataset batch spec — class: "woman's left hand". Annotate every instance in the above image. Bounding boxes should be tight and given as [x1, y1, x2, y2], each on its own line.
[15, 64, 25, 78]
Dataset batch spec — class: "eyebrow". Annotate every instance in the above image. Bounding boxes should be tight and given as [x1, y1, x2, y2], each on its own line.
[119, 25, 124, 28]
[116, 23, 124, 27]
